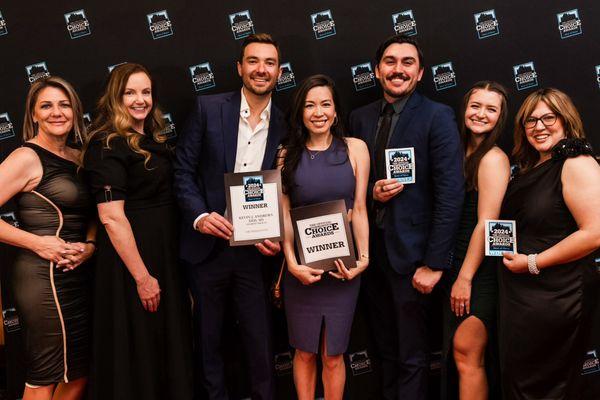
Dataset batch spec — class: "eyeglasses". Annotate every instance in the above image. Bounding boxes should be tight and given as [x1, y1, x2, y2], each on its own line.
[523, 113, 558, 129]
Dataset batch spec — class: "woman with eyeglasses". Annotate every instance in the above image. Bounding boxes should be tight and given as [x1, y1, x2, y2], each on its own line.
[499, 88, 600, 399]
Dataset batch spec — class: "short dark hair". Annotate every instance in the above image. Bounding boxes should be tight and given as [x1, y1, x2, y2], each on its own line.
[239, 33, 281, 65]
[375, 35, 424, 68]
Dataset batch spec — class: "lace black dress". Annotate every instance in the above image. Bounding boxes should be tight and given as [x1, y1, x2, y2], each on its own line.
[84, 134, 192, 400]
[499, 138, 597, 399]
[12, 143, 92, 386]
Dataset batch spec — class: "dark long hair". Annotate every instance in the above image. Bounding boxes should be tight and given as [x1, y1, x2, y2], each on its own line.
[281, 74, 347, 195]
[460, 81, 508, 191]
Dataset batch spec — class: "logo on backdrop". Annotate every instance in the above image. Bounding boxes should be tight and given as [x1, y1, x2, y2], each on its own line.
[513, 62, 538, 91]
[82, 113, 92, 128]
[351, 62, 376, 91]
[189, 62, 216, 91]
[311, 10, 336, 39]
[432, 62, 457, 91]
[596, 65, 600, 90]
[348, 350, 372, 376]
[392, 10, 417, 36]
[108, 62, 127, 73]
[474, 9, 500, 39]
[0, 113, 15, 141]
[276, 62, 296, 91]
[557, 9, 582, 39]
[582, 350, 600, 375]
[0, 11, 8, 36]
[229, 10, 254, 40]
[26, 62, 50, 84]
[64, 9, 91, 39]
[147, 10, 173, 39]
[274, 351, 293, 376]
[0, 212, 19, 227]
[161, 113, 177, 140]
[2, 308, 20, 333]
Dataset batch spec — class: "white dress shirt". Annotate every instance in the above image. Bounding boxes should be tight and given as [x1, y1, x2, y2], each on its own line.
[193, 88, 272, 229]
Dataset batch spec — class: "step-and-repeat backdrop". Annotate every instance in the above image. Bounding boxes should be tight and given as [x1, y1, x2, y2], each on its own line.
[1, 1, 599, 399]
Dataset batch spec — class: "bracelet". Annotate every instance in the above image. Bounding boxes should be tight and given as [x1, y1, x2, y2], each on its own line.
[527, 253, 540, 275]
[85, 239, 96, 247]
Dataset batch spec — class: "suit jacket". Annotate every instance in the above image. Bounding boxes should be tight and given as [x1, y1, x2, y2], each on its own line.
[173, 91, 285, 265]
[348, 91, 464, 274]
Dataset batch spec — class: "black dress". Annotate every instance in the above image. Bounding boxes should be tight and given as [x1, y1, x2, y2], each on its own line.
[499, 139, 596, 399]
[84, 134, 192, 400]
[441, 190, 499, 400]
[12, 143, 92, 386]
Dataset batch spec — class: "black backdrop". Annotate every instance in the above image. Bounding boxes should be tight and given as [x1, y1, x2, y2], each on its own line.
[1, 1, 599, 399]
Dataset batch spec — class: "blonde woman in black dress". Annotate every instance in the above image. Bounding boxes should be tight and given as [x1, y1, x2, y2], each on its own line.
[500, 88, 600, 399]
[0, 77, 95, 400]
[83, 63, 192, 399]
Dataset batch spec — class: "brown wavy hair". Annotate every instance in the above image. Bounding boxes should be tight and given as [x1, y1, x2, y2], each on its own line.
[513, 88, 585, 173]
[83, 63, 165, 167]
[22, 76, 86, 144]
[460, 81, 508, 191]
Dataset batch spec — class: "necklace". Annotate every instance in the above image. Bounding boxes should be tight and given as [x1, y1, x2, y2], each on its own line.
[307, 149, 321, 159]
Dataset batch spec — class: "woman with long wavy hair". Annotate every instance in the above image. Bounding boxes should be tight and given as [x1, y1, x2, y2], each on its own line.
[82, 63, 192, 399]
[0, 76, 95, 400]
[441, 81, 510, 400]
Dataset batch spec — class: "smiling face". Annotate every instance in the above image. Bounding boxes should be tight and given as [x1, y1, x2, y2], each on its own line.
[375, 42, 423, 102]
[237, 42, 280, 96]
[122, 72, 153, 131]
[464, 89, 503, 136]
[32, 86, 74, 139]
[302, 85, 337, 137]
[525, 100, 566, 160]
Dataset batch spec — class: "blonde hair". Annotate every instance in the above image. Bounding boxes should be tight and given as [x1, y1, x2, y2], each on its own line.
[84, 63, 166, 167]
[513, 88, 585, 173]
[22, 76, 86, 144]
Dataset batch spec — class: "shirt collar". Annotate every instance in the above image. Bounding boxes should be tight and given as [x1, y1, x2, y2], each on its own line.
[240, 88, 272, 121]
[380, 93, 410, 115]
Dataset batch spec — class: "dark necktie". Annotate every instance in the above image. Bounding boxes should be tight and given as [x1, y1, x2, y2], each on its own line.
[374, 102, 395, 181]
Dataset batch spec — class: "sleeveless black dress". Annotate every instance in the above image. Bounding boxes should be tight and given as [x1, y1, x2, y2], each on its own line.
[12, 142, 92, 386]
[499, 138, 597, 399]
[441, 190, 499, 399]
[84, 135, 192, 399]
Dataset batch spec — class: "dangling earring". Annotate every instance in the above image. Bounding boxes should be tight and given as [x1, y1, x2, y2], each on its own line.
[33, 121, 39, 136]
[332, 115, 338, 126]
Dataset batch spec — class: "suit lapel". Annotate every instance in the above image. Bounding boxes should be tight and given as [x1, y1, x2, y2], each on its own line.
[261, 105, 283, 170]
[222, 91, 241, 173]
[388, 92, 423, 148]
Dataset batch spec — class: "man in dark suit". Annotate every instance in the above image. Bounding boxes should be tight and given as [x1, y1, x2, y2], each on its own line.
[349, 35, 464, 400]
[173, 33, 285, 400]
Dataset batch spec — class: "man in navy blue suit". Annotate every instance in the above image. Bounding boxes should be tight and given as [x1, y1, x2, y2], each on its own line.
[349, 35, 464, 400]
[173, 33, 285, 400]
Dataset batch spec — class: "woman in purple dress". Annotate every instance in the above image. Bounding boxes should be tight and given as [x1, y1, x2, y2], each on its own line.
[279, 74, 370, 399]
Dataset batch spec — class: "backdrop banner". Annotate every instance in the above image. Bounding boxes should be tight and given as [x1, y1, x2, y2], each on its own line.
[1, 1, 599, 399]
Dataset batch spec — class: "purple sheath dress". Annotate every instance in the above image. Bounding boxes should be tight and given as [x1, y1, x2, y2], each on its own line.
[284, 137, 359, 355]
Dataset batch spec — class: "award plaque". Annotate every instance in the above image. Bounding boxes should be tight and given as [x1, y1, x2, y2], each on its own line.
[385, 147, 415, 184]
[290, 199, 356, 272]
[224, 169, 284, 246]
[485, 219, 517, 256]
